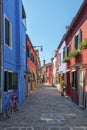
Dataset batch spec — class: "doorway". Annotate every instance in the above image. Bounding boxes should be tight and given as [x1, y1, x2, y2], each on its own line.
[66, 72, 70, 96]
[78, 69, 86, 108]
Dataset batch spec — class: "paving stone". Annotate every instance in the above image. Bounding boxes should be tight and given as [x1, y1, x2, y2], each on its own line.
[42, 128, 48, 130]
[21, 128, 26, 130]
[34, 127, 42, 130]
[51, 128, 59, 130]
[5, 128, 19, 130]
[1, 85, 87, 129]
[61, 127, 70, 130]
[72, 128, 85, 130]
[27, 128, 32, 130]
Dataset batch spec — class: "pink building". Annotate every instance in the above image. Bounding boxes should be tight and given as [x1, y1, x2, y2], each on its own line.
[64, 0, 87, 108]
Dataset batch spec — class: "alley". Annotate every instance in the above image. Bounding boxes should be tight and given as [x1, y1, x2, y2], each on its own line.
[0, 84, 87, 130]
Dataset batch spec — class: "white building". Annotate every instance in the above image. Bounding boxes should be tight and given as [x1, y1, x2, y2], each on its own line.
[57, 34, 66, 90]
[52, 50, 58, 86]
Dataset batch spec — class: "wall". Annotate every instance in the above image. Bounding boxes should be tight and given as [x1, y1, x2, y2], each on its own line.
[2, 0, 26, 113]
[58, 41, 66, 74]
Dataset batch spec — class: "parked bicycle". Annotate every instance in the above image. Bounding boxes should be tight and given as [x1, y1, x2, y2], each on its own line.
[5, 93, 18, 118]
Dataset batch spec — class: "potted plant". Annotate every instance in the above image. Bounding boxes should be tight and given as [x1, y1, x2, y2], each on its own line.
[60, 80, 65, 96]
[62, 56, 70, 63]
[69, 49, 80, 58]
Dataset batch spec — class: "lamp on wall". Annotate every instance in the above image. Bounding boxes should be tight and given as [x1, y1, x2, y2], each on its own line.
[30, 45, 43, 52]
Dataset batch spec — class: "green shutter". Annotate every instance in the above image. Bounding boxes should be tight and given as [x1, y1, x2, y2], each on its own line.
[63, 49, 65, 58]
[78, 29, 82, 48]
[74, 36, 78, 50]
[11, 73, 18, 89]
[65, 47, 67, 57]
[68, 44, 70, 54]
[79, 29, 82, 43]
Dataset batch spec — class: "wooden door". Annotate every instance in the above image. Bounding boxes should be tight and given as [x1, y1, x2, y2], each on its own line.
[78, 69, 86, 108]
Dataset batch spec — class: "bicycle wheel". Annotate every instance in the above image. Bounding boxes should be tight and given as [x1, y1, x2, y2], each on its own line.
[6, 102, 13, 118]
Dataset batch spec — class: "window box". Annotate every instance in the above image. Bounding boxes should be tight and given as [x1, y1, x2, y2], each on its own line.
[69, 50, 80, 58]
[62, 56, 70, 63]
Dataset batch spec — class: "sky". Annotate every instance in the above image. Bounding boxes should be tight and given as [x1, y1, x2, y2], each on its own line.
[22, 0, 83, 66]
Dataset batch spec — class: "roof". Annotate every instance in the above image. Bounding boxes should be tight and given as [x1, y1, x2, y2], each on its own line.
[57, 34, 66, 49]
[41, 62, 52, 69]
[65, 0, 87, 39]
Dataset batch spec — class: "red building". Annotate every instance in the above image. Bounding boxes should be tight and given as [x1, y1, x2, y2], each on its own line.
[64, 0, 87, 108]
[46, 63, 53, 85]
[26, 35, 38, 95]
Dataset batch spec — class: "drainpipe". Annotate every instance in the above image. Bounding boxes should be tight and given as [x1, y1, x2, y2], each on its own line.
[0, 0, 2, 113]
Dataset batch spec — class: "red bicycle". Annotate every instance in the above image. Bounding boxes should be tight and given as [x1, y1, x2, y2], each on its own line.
[5, 93, 18, 118]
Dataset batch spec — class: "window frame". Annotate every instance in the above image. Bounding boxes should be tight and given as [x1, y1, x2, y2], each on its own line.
[74, 29, 82, 50]
[4, 70, 18, 92]
[71, 70, 77, 88]
[58, 53, 61, 66]
[4, 15, 12, 49]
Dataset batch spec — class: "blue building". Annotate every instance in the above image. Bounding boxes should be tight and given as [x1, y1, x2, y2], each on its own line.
[0, 0, 26, 113]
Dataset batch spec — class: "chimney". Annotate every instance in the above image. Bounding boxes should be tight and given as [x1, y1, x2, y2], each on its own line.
[65, 25, 70, 30]
[54, 50, 58, 56]
[43, 60, 45, 66]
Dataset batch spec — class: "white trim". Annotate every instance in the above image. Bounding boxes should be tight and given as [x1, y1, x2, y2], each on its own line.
[71, 70, 76, 72]
[23, 43, 26, 51]
[66, 69, 70, 72]
[4, 69, 13, 73]
[4, 14, 12, 49]
[74, 29, 81, 36]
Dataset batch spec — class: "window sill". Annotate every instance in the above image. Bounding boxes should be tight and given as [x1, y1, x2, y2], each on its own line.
[4, 90, 14, 94]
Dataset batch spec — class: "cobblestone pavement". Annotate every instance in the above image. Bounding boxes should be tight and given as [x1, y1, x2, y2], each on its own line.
[0, 84, 87, 130]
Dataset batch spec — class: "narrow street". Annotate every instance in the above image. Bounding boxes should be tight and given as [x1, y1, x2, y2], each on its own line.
[0, 84, 87, 130]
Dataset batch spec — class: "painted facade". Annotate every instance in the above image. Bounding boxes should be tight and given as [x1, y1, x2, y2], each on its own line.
[57, 35, 66, 91]
[64, 0, 87, 107]
[35, 50, 41, 86]
[52, 50, 58, 86]
[46, 63, 52, 85]
[1, 0, 26, 113]
[26, 35, 37, 95]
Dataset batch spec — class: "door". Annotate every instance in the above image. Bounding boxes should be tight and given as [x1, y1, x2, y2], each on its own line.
[0, 89, 2, 113]
[78, 69, 86, 108]
[66, 72, 70, 96]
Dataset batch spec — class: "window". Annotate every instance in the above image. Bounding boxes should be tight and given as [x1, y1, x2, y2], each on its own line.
[58, 53, 61, 66]
[74, 29, 82, 50]
[67, 45, 70, 57]
[27, 46, 29, 58]
[5, 16, 12, 47]
[4, 71, 18, 92]
[22, 4, 26, 28]
[72, 71, 77, 88]
[63, 48, 65, 59]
